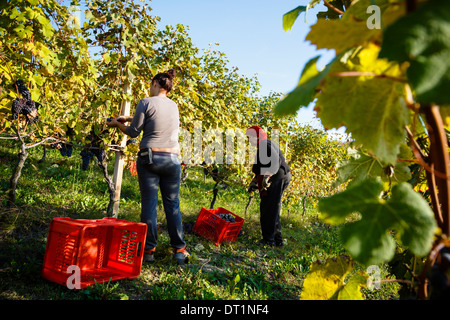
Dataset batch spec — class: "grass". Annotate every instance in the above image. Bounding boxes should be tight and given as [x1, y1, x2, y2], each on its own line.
[0, 141, 401, 300]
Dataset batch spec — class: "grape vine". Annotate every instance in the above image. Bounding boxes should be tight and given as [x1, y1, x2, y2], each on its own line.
[279, 0, 450, 300]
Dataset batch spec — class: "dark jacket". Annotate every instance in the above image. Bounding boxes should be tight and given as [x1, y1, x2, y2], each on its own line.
[251, 139, 290, 194]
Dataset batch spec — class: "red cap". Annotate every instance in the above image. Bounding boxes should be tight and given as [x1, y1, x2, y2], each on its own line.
[246, 125, 267, 142]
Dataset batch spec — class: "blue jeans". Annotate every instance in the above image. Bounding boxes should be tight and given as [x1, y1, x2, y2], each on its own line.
[136, 152, 186, 251]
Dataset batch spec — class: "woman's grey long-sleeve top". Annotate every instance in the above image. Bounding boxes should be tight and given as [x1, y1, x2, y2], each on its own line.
[125, 96, 180, 150]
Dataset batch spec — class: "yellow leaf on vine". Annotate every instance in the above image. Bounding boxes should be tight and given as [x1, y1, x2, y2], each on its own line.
[306, 17, 380, 53]
[300, 256, 366, 300]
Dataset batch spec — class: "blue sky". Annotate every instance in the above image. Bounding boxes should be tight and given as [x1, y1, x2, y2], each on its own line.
[147, 0, 336, 127]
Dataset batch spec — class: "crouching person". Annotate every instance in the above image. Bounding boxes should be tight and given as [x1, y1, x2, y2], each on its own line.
[246, 126, 291, 247]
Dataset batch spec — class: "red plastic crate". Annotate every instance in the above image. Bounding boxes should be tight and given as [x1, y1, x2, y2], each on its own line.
[193, 207, 244, 245]
[42, 217, 147, 289]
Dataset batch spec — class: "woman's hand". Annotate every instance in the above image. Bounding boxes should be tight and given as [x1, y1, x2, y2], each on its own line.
[106, 118, 119, 128]
[106, 116, 130, 135]
[116, 115, 132, 123]
[261, 175, 272, 190]
[106, 116, 132, 127]
[106, 115, 132, 128]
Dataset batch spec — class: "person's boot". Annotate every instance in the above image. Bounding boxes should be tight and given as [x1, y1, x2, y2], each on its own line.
[258, 239, 275, 247]
[143, 248, 155, 263]
[173, 246, 189, 265]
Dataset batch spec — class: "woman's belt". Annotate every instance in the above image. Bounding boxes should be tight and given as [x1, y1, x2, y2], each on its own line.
[152, 151, 174, 156]
[138, 148, 178, 157]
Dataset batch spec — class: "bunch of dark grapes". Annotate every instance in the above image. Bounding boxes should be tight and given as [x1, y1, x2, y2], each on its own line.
[60, 127, 74, 157]
[429, 246, 450, 300]
[11, 98, 28, 119]
[80, 149, 94, 170]
[88, 132, 106, 163]
[92, 146, 106, 163]
[11, 98, 39, 122]
[80, 148, 105, 170]
[16, 79, 31, 100]
[217, 213, 236, 223]
[59, 143, 73, 157]
[50, 132, 73, 157]
[79, 130, 107, 170]
[50, 142, 73, 157]
[11, 80, 40, 123]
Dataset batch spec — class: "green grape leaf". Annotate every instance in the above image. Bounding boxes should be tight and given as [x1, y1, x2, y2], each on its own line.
[379, 0, 450, 105]
[274, 55, 337, 116]
[319, 179, 437, 265]
[300, 256, 366, 300]
[320, 177, 383, 225]
[337, 273, 367, 300]
[282, 6, 306, 32]
[315, 57, 409, 164]
[333, 145, 412, 188]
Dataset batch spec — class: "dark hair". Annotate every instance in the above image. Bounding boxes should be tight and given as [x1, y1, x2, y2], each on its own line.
[152, 69, 176, 92]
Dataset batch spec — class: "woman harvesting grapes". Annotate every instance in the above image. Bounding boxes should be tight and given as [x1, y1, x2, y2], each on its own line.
[107, 69, 189, 265]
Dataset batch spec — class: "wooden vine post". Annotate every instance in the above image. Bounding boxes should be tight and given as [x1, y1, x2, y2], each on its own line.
[111, 82, 131, 218]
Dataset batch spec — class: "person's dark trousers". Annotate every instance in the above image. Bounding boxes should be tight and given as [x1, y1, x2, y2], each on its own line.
[136, 152, 186, 251]
[259, 170, 291, 245]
